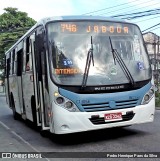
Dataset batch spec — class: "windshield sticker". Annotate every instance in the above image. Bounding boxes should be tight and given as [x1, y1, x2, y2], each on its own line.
[54, 68, 81, 75]
[137, 61, 144, 70]
[110, 67, 117, 75]
[133, 35, 142, 61]
[63, 59, 73, 66]
[95, 85, 125, 91]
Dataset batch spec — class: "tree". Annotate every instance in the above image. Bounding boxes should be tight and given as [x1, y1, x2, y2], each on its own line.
[0, 7, 36, 71]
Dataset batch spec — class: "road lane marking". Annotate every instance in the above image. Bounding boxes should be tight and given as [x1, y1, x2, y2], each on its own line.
[0, 121, 10, 130]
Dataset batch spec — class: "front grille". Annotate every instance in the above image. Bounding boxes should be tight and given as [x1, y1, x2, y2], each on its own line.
[116, 99, 138, 108]
[89, 111, 135, 125]
[82, 99, 138, 112]
[82, 102, 110, 112]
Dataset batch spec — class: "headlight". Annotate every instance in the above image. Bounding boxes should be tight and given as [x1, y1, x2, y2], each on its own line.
[144, 94, 150, 102]
[65, 101, 73, 109]
[149, 88, 154, 95]
[56, 97, 64, 104]
[54, 92, 80, 112]
[141, 86, 155, 104]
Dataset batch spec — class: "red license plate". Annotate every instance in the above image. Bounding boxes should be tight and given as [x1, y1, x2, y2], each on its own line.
[104, 112, 122, 122]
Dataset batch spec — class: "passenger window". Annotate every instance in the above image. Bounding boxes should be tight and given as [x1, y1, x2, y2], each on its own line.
[12, 49, 15, 74]
[26, 53, 30, 71]
[6, 58, 10, 78]
[23, 38, 30, 72]
[25, 36, 33, 71]
[9, 52, 12, 75]
[14, 49, 17, 74]
[17, 49, 23, 76]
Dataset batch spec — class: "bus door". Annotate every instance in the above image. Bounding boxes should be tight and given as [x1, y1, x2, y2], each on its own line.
[39, 49, 50, 130]
[35, 26, 50, 130]
[22, 34, 38, 123]
[15, 47, 24, 115]
[28, 33, 42, 126]
[5, 55, 11, 106]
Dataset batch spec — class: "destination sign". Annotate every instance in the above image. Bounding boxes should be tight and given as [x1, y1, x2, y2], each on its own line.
[60, 23, 129, 34]
[54, 68, 81, 75]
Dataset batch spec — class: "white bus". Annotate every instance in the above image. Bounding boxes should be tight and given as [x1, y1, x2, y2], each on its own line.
[5, 16, 155, 135]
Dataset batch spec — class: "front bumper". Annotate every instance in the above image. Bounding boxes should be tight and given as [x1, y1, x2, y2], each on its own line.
[51, 97, 155, 134]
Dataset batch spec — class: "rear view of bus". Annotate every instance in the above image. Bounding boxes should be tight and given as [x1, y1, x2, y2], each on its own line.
[47, 16, 155, 134]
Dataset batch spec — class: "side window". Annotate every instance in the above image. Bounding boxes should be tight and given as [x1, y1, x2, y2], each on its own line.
[35, 26, 45, 79]
[25, 36, 33, 72]
[17, 49, 23, 76]
[26, 37, 30, 71]
[12, 49, 15, 74]
[6, 56, 10, 78]
[4, 57, 6, 77]
[9, 52, 12, 75]
[23, 38, 27, 72]
[14, 48, 17, 74]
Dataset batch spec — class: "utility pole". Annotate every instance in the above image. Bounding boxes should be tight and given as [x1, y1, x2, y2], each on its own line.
[153, 34, 158, 85]
[154, 34, 156, 82]
[157, 36, 160, 84]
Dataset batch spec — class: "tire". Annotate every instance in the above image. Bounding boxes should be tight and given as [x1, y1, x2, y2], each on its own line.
[11, 96, 19, 120]
[40, 130, 50, 137]
[31, 96, 37, 127]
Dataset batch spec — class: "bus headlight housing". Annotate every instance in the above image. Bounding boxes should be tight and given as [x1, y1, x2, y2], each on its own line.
[56, 97, 64, 104]
[141, 86, 155, 105]
[54, 92, 80, 112]
[65, 101, 73, 109]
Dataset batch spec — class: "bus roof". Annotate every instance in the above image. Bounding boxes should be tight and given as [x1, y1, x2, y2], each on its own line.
[38, 15, 128, 25]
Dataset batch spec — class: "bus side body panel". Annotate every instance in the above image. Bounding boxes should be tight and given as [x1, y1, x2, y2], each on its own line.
[5, 57, 11, 106]
[17, 76, 24, 114]
[22, 71, 34, 121]
[9, 76, 22, 114]
[5, 77, 10, 106]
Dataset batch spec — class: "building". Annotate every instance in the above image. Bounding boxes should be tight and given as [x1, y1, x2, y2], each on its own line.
[143, 32, 160, 83]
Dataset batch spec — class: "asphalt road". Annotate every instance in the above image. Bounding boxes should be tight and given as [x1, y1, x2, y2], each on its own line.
[0, 95, 160, 161]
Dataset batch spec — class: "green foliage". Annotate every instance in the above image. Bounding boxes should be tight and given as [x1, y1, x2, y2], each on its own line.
[0, 7, 36, 70]
[0, 7, 36, 31]
[155, 91, 160, 107]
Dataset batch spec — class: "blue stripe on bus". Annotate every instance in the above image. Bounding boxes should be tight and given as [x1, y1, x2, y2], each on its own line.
[59, 82, 151, 112]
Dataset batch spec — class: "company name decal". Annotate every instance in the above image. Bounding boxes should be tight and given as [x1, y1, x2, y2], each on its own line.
[94, 85, 125, 91]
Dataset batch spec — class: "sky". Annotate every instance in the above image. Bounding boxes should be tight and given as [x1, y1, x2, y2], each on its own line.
[0, 0, 160, 35]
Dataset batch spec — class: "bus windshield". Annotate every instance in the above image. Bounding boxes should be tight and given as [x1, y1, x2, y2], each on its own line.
[47, 21, 151, 86]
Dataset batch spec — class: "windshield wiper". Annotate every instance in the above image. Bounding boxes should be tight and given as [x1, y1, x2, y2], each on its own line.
[109, 36, 135, 87]
[81, 36, 94, 89]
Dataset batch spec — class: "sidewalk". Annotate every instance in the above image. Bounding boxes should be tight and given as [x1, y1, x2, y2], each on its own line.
[0, 122, 32, 152]
[0, 122, 46, 160]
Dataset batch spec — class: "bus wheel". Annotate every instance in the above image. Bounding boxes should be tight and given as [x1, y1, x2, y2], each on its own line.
[11, 97, 19, 120]
[31, 96, 37, 127]
[40, 130, 50, 137]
